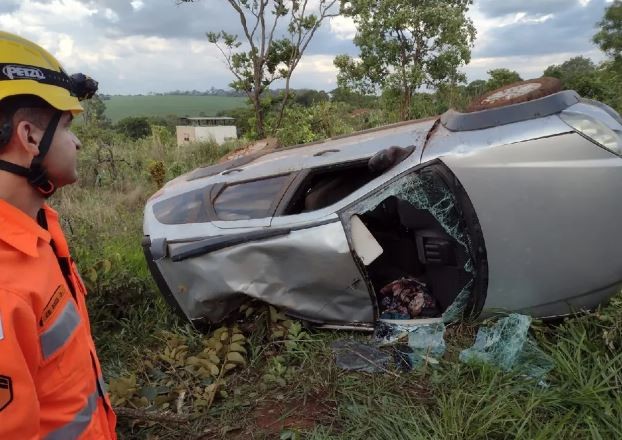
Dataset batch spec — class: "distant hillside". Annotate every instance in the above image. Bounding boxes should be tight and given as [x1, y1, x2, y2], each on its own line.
[104, 95, 248, 123]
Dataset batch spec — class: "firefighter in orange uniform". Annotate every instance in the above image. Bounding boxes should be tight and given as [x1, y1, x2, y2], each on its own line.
[0, 32, 117, 439]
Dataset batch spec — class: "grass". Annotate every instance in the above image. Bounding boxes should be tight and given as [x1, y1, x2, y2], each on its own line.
[103, 95, 249, 123]
[55, 122, 622, 440]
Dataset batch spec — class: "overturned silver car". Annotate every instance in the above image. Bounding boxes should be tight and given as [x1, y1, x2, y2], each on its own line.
[143, 80, 622, 329]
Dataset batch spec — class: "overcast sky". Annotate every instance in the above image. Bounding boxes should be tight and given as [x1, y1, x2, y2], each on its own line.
[0, 0, 614, 94]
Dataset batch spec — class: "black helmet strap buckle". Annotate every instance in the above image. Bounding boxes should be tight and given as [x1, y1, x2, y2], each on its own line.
[27, 111, 62, 197]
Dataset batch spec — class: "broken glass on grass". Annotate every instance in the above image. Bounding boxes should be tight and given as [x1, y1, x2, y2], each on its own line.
[373, 320, 447, 370]
[332, 326, 446, 373]
[459, 313, 553, 380]
[331, 340, 392, 373]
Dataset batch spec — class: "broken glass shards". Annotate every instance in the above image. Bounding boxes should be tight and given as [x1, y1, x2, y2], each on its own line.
[406, 322, 447, 367]
[331, 340, 392, 373]
[441, 280, 473, 324]
[374, 320, 447, 369]
[459, 313, 553, 380]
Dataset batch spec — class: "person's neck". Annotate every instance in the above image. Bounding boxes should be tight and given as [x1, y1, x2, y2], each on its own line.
[0, 172, 45, 218]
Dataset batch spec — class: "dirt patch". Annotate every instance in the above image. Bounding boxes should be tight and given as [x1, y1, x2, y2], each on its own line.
[197, 391, 337, 439]
[252, 392, 336, 436]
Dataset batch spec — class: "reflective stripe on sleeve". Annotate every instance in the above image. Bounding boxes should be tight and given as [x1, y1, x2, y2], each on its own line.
[97, 375, 107, 394]
[44, 389, 98, 440]
[40, 300, 81, 359]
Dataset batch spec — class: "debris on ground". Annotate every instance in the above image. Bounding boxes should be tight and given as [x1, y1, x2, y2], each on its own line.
[332, 319, 447, 373]
[378, 277, 440, 319]
[331, 340, 392, 373]
[405, 323, 447, 367]
[459, 313, 553, 380]
[373, 320, 446, 370]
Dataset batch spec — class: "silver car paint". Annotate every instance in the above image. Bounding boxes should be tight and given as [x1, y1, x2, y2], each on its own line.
[155, 221, 374, 324]
[144, 118, 437, 241]
[439, 132, 622, 316]
[144, 97, 622, 324]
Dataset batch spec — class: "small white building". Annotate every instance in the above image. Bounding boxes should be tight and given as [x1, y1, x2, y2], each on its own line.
[176, 116, 238, 146]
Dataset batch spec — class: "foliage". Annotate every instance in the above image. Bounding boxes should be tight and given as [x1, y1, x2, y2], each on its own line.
[291, 89, 330, 107]
[485, 68, 522, 91]
[594, 0, 622, 64]
[115, 116, 152, 140]
[180, 0, 338, 138]
[147, 160, 166, 188]
[80, 94, 111, 128]
[335, 0, 476, 120]
[543, 56, 620, 111]
[271, 101, 354, 146]
[108, 326, 249, 413]
[330, 86, 378, 108]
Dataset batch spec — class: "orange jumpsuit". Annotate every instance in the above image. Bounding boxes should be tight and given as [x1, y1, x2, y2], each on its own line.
[0, 200, 117, 439]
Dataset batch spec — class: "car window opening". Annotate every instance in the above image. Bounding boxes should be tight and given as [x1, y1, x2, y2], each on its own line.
[283, 146, 415, 215]
[360, 196, 473, 319]
[345, 168, 481, 322]
[284, 163, 378, 214]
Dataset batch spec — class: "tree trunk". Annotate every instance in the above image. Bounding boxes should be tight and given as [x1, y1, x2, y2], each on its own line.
[252, 93, 265, 139]
[400, 84, 412, 121]
[275, 75, 292, 130]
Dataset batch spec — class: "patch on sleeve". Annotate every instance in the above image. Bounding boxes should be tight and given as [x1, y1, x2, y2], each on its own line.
[39, 285, 68, 327]
[0, 375, 12, 411]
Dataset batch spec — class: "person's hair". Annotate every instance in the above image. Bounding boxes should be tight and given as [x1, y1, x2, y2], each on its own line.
[0, 95, 56, 137]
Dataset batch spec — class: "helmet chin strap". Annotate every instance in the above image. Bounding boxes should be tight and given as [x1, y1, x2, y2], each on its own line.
[0, 111, 62, 198]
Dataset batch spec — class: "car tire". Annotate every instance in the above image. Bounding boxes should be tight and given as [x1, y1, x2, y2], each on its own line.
[467, 77, 562, 112]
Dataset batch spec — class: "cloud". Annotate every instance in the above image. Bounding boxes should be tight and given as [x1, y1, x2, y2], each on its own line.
[0, 1, 20, 14]
[0, 0, 614, 93]
[474, 0, 608, 58]
[477, 0, 582, 18]
[463, 49, 606, 83]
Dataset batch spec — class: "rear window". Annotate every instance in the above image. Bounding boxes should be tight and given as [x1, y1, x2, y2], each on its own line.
[213, 175, 291, 221]
[153, 186, 211, 225]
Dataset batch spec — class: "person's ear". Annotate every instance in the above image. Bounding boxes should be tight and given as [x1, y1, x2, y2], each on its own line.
[13, 120, 44, 157]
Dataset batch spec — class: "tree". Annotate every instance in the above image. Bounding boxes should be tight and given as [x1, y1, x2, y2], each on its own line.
[465, 79, 487, 98]
[485, 68, 522, 91]
[81, 94, 111, 128]
[180, 0, 338, 139]
[115, 116, 152, 140]
[594, 0, 622, 64]
[593, 0, 622, 113]
[542, 56, 607, 98]
[334, 0, 476, 120]
[543, 56, 596, 80]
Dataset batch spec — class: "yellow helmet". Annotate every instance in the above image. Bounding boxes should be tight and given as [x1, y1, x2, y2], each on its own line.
[0, 31, 97, 114]
[0, 31, 98, 197]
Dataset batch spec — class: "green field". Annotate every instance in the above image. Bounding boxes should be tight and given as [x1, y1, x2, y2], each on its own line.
[103, 95, 248, 123]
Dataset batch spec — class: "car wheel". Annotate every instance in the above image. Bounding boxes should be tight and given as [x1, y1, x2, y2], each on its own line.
[467, 77, 562, 112]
